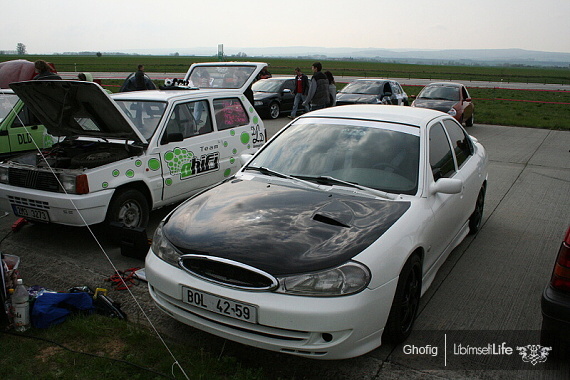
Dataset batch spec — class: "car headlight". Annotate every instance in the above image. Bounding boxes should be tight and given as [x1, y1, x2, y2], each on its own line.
[448, 108, 457, 117]
[0, 167, 8, 184]
[276, 261, 371, 296]
[254, 101, 263, 106]
[151, 222, 181, 265]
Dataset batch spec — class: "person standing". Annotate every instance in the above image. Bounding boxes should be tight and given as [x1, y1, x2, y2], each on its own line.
[33, 60, 61, 80]
[303, 62, 329, 111]
[325, 70, 336, 107]
[120, 65, 156, 92]
[289, 67, 309, 119]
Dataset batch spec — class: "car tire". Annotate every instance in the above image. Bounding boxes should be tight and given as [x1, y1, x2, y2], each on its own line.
[269, 102, 280, 119]
[105, 188, 149, 229]
[383, 253, 422, 343]
[468, 186, 486, 234]
[465, 113, 474, 127]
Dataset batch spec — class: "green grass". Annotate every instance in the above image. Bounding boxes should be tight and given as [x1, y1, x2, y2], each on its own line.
[0, 314, 264, 380]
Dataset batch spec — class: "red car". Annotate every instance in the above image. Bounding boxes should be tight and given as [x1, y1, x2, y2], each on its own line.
[411, 82, 475, 127]
[541, 226, 570, 356]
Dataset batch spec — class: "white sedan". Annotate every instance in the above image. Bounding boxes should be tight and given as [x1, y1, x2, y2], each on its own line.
[146, 105, 488, 360]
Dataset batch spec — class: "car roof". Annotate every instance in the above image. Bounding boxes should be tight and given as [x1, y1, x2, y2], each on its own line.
[110, 88, 240, 102]
[299, 104, 445, 127]
[425, 82, 464, 88]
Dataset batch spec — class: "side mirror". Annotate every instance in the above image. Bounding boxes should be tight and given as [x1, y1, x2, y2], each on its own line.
[239, 153, 254, 166]
[411, 94, 417, 99]
[163, 132, 183, 144]
[465, 97, 472, 102]
[431, 178, 463, 195]
[283, 89, 292, 94]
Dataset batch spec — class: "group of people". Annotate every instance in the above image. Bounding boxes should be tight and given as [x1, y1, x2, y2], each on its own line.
[289, 62, 336, 119]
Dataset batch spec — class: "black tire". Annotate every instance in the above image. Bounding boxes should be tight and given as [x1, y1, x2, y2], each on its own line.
[469, 186, 486, 234]
[269, 102, 280, 119]
[465, 113, 474, 127]
[384, 254, 422, 343]
[105, 188, 149, 229]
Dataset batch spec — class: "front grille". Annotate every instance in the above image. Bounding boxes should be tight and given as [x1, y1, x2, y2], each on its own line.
[179, 255, 278, 290]
[8, 196, 50, 209]
[9, 168, 61, 192]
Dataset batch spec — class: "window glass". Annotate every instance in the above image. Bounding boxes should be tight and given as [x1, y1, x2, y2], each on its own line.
[249, 120, 420, 195]
[12, 106, 41, 128]
[213, 98, 249, 130]
[116, 100, 166, 140]
[429, 122, 455, 180]
[443, 119, 472, 168]
[188, 66, 255, 89]
[165, 100, 212, 140]
[339, 80, 385, 95]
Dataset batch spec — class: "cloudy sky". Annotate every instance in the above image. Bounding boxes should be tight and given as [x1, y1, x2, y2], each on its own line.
[3, 0, 570, 54]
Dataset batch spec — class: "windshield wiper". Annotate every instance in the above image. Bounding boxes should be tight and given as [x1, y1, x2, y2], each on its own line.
[245, 166, 320, 188]
[298, 175, 396, 200]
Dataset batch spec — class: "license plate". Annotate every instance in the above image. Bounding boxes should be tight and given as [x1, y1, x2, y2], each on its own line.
[11, 205, 50, 222]
[182, 286, 258, 324]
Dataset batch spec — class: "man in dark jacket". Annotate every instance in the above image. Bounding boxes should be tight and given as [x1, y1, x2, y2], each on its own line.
[120, 65, 156, 92]
[289, 67, 309, 119]
[303, 62, 329, 111]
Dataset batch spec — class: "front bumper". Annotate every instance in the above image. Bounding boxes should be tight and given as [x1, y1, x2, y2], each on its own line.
[145, 251, 398, 360]
[0, 184, 114, 226]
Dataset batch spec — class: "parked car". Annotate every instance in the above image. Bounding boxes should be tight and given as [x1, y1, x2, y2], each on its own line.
[0, 89, 54, 158]
[541, 226, 570, 355]
[146, 104, 488, 360]
[0, 62, 267, 229]
[336, 79, 408, 106]
[411, 82, 475, 126]
[252, 77, 296, 119]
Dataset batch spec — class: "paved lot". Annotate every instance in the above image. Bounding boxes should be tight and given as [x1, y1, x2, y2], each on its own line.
[2, 118, 569, 379]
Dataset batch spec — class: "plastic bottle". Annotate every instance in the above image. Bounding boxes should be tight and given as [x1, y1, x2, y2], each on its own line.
[12, 279, 30, 332]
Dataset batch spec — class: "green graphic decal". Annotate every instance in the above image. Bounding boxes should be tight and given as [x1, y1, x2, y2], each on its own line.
[232, 148, 237, 155]
[165, 178, 173, 186]
[224, 168, 232, 177]
[135, 160, 142, 167]
[249, 106, 254, 113]
[126, 169, 135, 178]
[224, 141, 228, 147]
[165, 148, 194, 179]
[148, 158, 161, 171]
[102, 182, 109, 189]
[240, 132, 250, 145]
[112, 169, 120, 177]
[253, 116, 259, 124]
[230, 157, 235, 164]
[230, 130, 236, 136]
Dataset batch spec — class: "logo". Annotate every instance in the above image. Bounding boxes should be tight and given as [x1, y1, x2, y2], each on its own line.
[516, 344, 551, 366]
[165, 148, 219, 180]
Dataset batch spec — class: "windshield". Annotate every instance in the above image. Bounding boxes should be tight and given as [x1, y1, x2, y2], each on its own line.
[248, 120, 420, 195]
[340, 80, 385, 95]
[187, 65, 256, 89]
[115, 100, 166, 140]
[0, 93, 18, 121]
[418, 86, 460, 101]
[252, 79, 283, 93]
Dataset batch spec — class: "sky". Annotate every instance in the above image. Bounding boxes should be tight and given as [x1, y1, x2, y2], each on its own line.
[3, 0, 570, 55]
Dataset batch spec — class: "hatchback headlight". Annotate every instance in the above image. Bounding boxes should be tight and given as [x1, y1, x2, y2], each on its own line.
[448, 108, 457, 117]
[0, 167, 8, 184]
[276, 261, 371, 296]
[151, 222, 181, 265]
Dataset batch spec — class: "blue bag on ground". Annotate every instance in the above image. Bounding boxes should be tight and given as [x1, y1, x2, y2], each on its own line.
[31, 292, 94, 328]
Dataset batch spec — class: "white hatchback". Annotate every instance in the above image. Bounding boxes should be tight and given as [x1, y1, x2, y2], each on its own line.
[146, 105, 488, 359]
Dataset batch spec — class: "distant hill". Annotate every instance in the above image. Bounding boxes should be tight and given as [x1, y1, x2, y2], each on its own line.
[112, 46, 570, 67]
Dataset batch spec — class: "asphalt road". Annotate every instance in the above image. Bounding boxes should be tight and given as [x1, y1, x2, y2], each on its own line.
[2, 118, 569, 379]
[61, 72, 570, 91]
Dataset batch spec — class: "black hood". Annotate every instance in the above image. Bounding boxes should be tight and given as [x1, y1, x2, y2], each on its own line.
[336, 93, 379, 104]
[412, 98, 456, 113]
[163, 178, 410, 275]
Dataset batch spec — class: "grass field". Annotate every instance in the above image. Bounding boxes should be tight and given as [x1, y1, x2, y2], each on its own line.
[2, 54, 569, 130]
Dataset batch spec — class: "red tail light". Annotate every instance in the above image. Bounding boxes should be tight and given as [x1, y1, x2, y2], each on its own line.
[76, 174, 89, 195]
[550, 227, 570, 293]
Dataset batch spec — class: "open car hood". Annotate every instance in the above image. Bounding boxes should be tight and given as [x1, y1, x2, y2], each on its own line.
[183, 62, 267, 93]
[10, 80, 147, 143]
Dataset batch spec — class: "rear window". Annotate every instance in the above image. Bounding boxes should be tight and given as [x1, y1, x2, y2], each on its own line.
[213, 98, 249, 130]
